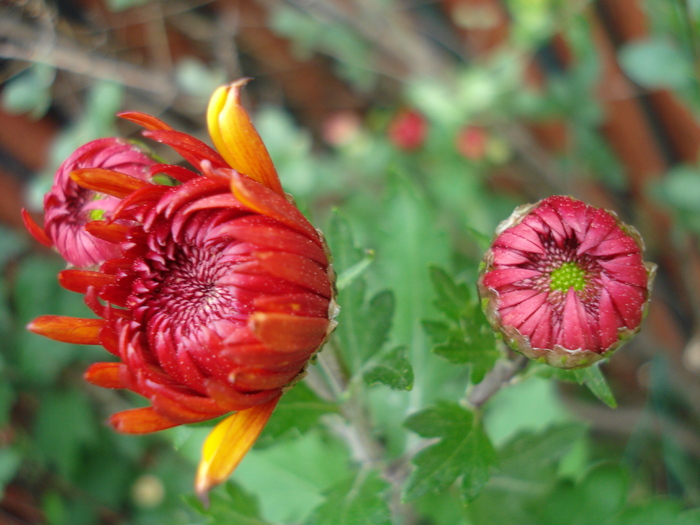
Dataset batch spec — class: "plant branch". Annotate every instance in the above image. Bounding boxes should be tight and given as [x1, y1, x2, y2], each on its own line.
[467, 354, 529, 408]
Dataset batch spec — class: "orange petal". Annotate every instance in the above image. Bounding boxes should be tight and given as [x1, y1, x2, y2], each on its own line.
[21, 209, 52, 247]
[206, 80, 284, 195]
[70, 168, 152, 199]
[85, 362, 126, 388]
[27, 315, 103, 345]
[109, 406, 180, 434]
[117, 111, 174, 131]
[195, 395, 280, 500]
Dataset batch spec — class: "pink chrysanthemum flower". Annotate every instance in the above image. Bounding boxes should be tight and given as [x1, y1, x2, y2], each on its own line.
[478, 196, 656, 369]
[22, 138, 156, 268]
[26, 80, 337, 497]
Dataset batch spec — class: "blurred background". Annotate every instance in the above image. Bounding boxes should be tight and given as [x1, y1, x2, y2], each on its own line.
[2, 0, 700, 523]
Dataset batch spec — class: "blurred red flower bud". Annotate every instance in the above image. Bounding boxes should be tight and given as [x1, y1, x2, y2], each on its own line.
[388, 109, 427, 151]
[455, 125, 488, 160]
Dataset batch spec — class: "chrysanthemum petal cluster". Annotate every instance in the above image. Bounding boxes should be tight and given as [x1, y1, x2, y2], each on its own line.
[478, 195, 655, 369]
[25, 80, 337, 496]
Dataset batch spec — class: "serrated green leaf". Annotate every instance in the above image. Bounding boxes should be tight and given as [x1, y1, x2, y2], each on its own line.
[421, 320, 450, 343]
[460, 425, 498, 503]
[432, 336, 498, 384]
[403, 403, 497, 502]
[256, 382, 338, 448]
[429, 266, 471, 321]
[573, 364, 617, 408]
[304, 469, 391, 525]
[404, 401, 474, 439]
[364, 345, 414, 391]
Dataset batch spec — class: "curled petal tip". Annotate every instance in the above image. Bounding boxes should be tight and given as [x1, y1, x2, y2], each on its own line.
[21, 209, 52, 248]
[206, 80, 284, 195]
[195, 396, 280, 500]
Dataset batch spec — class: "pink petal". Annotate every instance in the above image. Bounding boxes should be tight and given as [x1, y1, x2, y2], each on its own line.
[482, 268, 541, 289]
[529, 307, 554, 349]
[588, 236, 640, 257]
[597, 286, 621, 351]
[600, 273, 645, 329]
[501, 292, 548, 329]
[494, 231, 544, 255]
[557, 288, 589, 350]
[533, 201, 567, 243]
[576, 208, 617, 255]
[517, 300, 551, 339]
[498, 288, 541, 309]
[491, 246, 531, 266]
[598, 257, 648, 288]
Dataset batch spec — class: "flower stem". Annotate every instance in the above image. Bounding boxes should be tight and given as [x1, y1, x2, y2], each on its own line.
[467, 354, 529, 408]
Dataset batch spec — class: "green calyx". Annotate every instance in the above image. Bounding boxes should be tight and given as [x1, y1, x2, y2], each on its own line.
[549, 261, 587, 292]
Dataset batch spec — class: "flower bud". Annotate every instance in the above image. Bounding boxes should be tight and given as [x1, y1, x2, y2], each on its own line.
[478, 196, 656, 369]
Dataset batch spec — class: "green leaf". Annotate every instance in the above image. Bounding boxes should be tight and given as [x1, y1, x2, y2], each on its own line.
[304, 469, 391, 525]
[34, 389, 97, 478]
[185, 481, 270, 525]
[619, 38, 692, 90]
[257, 382, 338, 448]
[403, 403, 497, 502]
[421, 320, 450, 343]
[573, 364, 617, 408]
[429, 266, 471, 321]
[0, 447, 21, 498]
[363, 290, 395, 359]
[364, 345, 414, 391]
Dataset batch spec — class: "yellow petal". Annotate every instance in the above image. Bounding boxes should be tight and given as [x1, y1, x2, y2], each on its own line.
[195, 395, 281, 501]
[207, 79, 284, 195]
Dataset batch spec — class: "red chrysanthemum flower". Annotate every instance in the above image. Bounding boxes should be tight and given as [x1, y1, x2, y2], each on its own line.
[26, 80, 337, 496]
[478, 196, 656, 369]
[22, 138, 156, 268]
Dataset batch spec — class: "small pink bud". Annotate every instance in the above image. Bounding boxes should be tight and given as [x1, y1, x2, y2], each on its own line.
[478, 196, 656, 369]
[456, 125, 488, 160]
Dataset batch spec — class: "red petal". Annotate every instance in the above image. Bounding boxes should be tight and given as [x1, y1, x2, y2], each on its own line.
[28, 315, 103, 345]
[205, 379, 282, 411]
[254, 293, 330, 317]
[587, 236, 640, 257]
[118, 111, 174, 131]
[214, 215, 328, 265]
[143, 130, 228, 171]
[254, 251, 332, 298]
[249, 312, 328, 353]
[514, 300, 551, 339]
[21, 209, 52, 247]
[59, 269, 116, 294]
[230, 172, 321, 244]
[85, 362, 126, 388]
[150, 163, 199, 184]
[498, 288, 540, 309]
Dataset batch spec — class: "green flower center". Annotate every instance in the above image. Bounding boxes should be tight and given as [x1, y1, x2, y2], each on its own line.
[549, 261, 587, 292]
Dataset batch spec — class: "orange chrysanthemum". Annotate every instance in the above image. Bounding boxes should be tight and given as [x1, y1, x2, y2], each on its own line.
[26, 80, 337, 497]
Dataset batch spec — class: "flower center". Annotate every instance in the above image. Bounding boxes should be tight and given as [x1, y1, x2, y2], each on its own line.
[549, 261, 587, 292]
